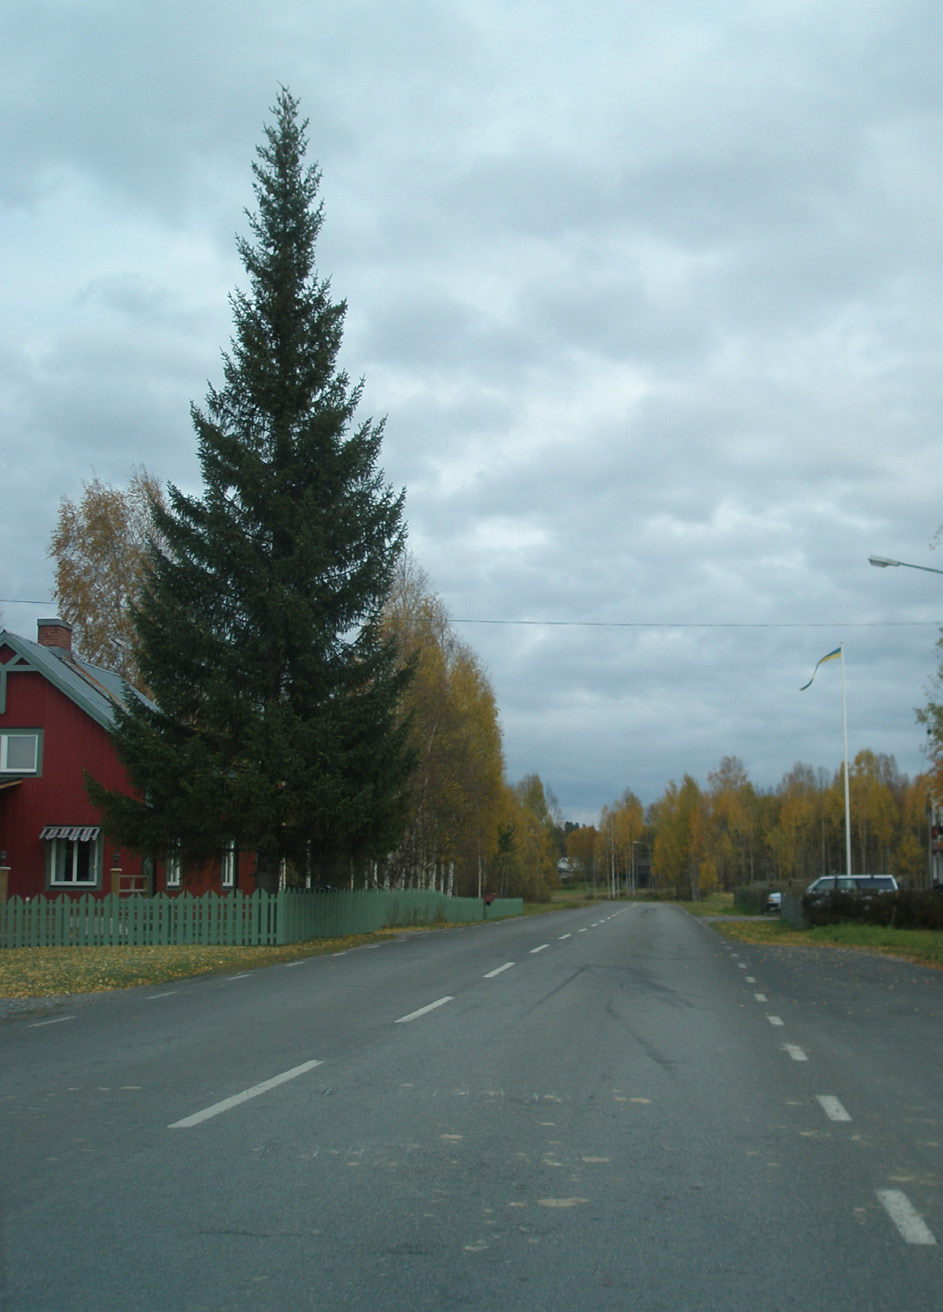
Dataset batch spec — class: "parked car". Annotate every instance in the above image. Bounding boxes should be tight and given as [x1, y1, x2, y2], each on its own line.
[766, 891, 782, 913]
[805, 874, 898, 897]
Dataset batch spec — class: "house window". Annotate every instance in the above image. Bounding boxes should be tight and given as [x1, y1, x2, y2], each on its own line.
[0, 730, 41, 775]
[43, 826, 102, 888]
[166, 843, 182, 889]
[221, 842, 237, 889]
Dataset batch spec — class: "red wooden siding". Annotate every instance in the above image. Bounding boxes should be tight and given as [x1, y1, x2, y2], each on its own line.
[0, 640, 250, 899]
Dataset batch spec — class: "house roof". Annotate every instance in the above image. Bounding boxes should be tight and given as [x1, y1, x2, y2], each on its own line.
[0, 628, 150, 730]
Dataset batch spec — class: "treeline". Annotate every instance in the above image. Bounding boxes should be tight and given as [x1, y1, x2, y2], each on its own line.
[570, 753, 932, 898]
[50, 481, 563, 900]
[50, 468, 932, 903]
[379, 556, 560, 900]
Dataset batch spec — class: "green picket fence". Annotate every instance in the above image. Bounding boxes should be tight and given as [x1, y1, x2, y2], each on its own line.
[0, 888, 523, 949]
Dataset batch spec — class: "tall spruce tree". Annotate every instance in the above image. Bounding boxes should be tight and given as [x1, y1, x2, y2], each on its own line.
[92, 90, 413, 890]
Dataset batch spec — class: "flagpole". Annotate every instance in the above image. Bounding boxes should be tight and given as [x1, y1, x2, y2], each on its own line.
[840, 643, 852, 878]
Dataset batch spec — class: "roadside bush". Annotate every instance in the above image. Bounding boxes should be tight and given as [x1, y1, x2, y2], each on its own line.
[802, 889, 943, 930]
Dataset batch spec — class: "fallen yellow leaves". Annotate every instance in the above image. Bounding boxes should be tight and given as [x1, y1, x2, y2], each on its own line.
[0, 933, 394, 998]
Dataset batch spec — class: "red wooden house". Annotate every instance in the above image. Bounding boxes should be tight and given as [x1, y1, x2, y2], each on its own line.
[0, 619, 241, 899]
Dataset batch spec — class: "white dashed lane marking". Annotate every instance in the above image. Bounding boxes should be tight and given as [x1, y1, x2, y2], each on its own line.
[169, 1059, 323, 1129]
[783, 1044, 808, 1062]
[484, 963, 514, 978]
[877, 1190, 937, 1246]
[395, 997, 454, 1024]
[816, 1095, 851, 1122]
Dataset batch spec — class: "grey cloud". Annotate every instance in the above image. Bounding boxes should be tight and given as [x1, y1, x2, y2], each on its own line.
[2, 0, 939, 820]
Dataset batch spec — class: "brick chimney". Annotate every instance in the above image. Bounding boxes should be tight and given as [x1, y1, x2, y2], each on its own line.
[37, 618, 74, 656]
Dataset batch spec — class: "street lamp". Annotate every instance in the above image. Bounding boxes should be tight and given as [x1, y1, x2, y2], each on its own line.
[870, 552, 943, 889]
[869, 555, 943, 575]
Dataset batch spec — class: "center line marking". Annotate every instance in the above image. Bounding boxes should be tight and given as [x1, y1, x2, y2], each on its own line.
[767, 1015, 784, 1026]
[169, 1059, 322, 1129]
[877, 1190, 937, 1245]
[395, 996, 453, 1024]
[816, 1095, 851, 1122]
[530, 944, 549, 954]
[783, 1044, 808, 1062]
[485, 963, 514, 978]
[754, 993, 768, 1002]
[745, 976, 756, 983]
[558, 933, 572, 940]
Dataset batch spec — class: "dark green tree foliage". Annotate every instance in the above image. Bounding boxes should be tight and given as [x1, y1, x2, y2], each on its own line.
[92, 90, 413, 890]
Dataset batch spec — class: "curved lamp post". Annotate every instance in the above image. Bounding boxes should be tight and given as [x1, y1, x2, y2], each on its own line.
[869, 555, 943, 576]
[870, 553, 943, 889]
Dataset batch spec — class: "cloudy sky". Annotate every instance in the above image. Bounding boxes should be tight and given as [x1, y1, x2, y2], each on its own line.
[3, 0, 942, 822]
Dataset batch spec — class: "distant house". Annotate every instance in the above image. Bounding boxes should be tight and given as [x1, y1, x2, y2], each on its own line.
[0, 619, 239, 899]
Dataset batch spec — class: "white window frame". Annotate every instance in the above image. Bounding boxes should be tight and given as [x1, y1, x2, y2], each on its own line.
[45, 830, 102, 888]
[221, 842, 237, 889]
[0, 729, 42, 775]
[165, 842, 182, 889]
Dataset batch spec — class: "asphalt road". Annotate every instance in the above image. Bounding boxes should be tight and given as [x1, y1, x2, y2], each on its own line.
[1, 903, 941, 1311]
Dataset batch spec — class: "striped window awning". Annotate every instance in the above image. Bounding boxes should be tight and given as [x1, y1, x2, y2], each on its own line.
[40, 825, 100, 843]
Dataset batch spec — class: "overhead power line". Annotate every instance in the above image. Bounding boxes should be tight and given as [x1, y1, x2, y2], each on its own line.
[452, 619, 942, 629]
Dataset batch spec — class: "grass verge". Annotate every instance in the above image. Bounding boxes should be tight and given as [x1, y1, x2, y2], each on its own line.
[0, 910, 535, 1000]
[0, 930, 416, 999]
[676, 892, 743, 917]
[711, 916, 943, 969]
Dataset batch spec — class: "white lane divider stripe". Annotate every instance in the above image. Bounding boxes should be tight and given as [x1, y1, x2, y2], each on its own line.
[484, 962, 514, 978]
[395, 996, 453, 1024]
[530, 944, 549, 954]
[28, 1016, 74, 1028]
[754, 993, 767, 1002]
[169, 1059, 323, 1128]
[783, 1044, 808, 1061]
[816, 1095, 851, 1122]
[558, 933, 572, 940]
[877, 1190, 937, 1245]
[767, 1015, 784, 1027]
[145, 991, 177, 1000]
